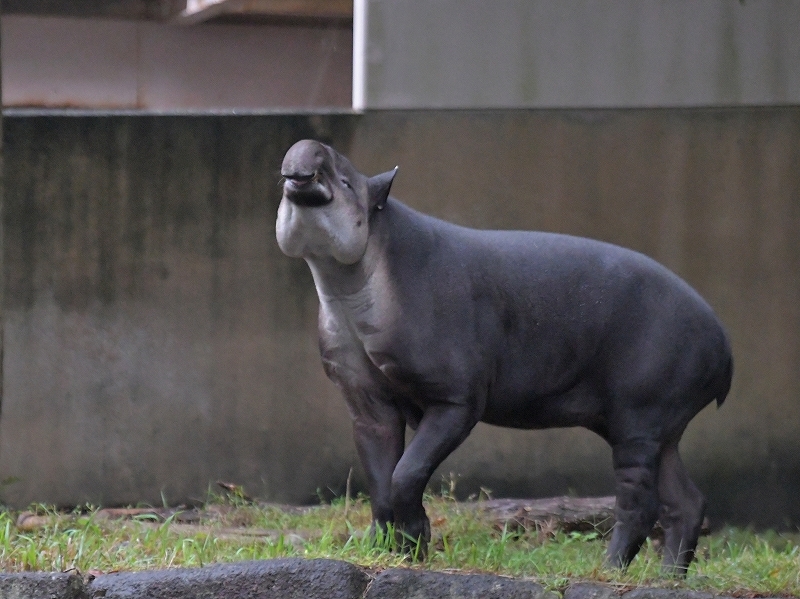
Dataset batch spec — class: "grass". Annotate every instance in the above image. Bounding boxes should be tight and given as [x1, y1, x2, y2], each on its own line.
[0, 493, 797, 597]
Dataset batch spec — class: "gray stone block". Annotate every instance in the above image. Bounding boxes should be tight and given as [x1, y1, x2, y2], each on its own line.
[622, 589, 715, 599]
[365, 568, 558, 599]
[88, 558, 370, 599]
[0, 572, 86, 599]
[564, 582, 620, 599]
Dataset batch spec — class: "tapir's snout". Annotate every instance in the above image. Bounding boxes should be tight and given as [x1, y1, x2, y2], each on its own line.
[282, 172, 333, 207]
[281, 140, 334, 207]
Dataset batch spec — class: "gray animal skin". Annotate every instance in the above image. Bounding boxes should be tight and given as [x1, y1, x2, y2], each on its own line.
[276, 139, 733, 575]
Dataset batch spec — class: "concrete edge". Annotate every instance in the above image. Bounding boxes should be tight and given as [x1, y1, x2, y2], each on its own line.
[0, 559, 792, 599]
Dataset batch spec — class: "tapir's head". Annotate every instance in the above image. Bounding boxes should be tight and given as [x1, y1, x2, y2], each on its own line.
[276, 140, 397, 265]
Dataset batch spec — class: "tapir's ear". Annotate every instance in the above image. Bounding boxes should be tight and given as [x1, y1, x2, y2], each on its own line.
[367, 167, 398, 211]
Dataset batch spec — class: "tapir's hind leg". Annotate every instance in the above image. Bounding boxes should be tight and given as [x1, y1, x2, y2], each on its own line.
[606, 440, 661, 569]
[657, 441, 706, 575]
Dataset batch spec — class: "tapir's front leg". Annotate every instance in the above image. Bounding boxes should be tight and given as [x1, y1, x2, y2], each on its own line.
[390, 403, 478, 557]
[350, 401, 406, 534]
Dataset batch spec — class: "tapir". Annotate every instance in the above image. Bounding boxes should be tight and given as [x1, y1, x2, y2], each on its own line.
[275, 139, 732, 574]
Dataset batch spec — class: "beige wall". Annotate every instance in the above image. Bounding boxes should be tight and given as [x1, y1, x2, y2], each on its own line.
[2, 15, 352, 110]
[0, 109, 798, 528]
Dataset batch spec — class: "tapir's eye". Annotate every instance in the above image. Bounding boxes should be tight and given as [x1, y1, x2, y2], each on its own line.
[341, 178, 353, 191]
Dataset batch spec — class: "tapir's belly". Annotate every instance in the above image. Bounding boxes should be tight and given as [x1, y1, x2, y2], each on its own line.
[320, 291, 609, 432]
[480, 342, 605, 430]
[376, 328, 604, 431]
[481, 377, 605, 430]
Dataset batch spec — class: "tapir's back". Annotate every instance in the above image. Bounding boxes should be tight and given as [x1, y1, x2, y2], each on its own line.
[388, 197, 721, 339]
[382, 198, 731, 431]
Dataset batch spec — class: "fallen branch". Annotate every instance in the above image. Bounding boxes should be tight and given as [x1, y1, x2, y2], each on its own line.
[476, 496, 710, 541]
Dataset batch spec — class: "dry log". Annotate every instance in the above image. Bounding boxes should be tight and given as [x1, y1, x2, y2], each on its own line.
[478, 496, 616, 536]
[15, 512, 60, 531]
[477, 496, 710, 541]
[95, 507, 201, 523]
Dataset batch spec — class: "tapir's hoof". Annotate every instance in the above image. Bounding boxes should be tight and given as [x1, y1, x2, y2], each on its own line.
[395, 520, 431, 561]
[396, 535, 428, 561]
[661, 563, 690, 578]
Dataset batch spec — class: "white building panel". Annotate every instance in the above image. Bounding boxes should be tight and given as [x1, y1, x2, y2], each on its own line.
[358, 0, 800, 108]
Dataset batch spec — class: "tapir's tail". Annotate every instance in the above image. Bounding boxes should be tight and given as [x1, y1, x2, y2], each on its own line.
[713, 338, 734, 408]
[715, 355, 733, 407]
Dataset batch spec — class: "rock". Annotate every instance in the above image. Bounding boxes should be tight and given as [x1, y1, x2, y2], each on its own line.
[88, 558, 370, 599]
[365, 568, 558, 599]
[0, 572, 87, 599]
[622, 589, 715, 599]
[564, 582, 620, 599]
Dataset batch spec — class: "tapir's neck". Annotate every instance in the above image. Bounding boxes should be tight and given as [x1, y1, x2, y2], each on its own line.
[304, 221, 385, 301]
[303, 199, 421, 316]
[304, 214, 399, 334]
[306, 256, 374, 300]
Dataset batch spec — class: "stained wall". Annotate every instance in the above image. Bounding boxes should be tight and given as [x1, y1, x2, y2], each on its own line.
[1, 109, 798, 528]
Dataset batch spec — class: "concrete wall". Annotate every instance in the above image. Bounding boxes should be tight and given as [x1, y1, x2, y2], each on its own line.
[1, 109, 798, 529]
[359, 0, 800, 108]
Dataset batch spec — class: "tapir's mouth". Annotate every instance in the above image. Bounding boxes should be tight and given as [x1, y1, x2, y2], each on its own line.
[282, 172, 333, 207]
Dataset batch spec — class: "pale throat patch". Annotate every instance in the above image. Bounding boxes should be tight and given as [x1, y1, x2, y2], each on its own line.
[276, 198, 369, 265]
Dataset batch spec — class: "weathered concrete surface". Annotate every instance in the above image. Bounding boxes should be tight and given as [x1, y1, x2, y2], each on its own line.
[0, 109, 798, 529]
[365, 568, 556, 599]
[0, 572, 85, 599]
[89, 558, 370, 599]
